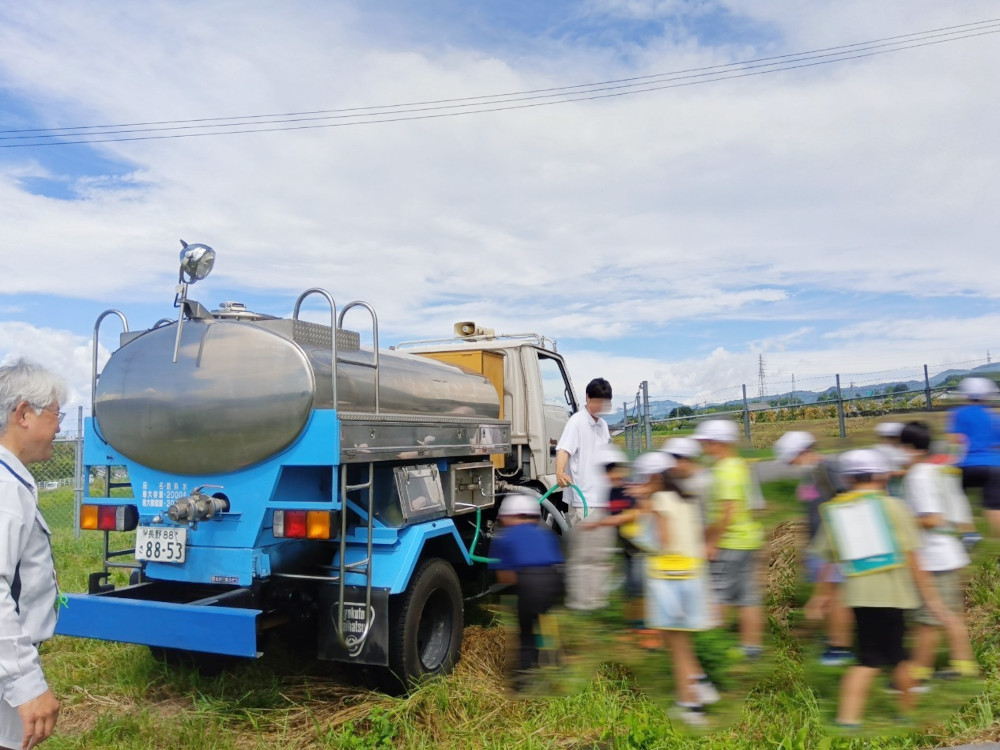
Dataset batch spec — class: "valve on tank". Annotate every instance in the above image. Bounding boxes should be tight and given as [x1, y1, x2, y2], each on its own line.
[166, 486, 229, 528]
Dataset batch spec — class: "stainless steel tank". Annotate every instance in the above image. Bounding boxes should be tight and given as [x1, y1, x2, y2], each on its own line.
[94, 317, 500, 475]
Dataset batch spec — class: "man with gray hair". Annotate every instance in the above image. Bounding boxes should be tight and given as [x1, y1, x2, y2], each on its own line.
[0, 359, 65, 750]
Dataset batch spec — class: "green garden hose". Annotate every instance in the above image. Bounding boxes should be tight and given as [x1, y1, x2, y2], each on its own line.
[467, 483, 587, 563]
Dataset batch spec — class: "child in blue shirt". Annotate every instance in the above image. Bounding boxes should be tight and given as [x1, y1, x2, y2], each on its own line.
[489, 493, 565, 672]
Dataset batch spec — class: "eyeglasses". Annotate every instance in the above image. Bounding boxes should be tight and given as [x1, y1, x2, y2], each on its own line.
[35, 405, 66, 424]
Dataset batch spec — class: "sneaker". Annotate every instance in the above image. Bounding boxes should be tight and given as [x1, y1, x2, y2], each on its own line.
[833, 720, 862, 732]
[936, 662, 981, 680]
[673, 703, 707, 727]
[692, 678, 720, 705]
[885, 681, 930, 695]
[950, 659, 981, 678]
[741, 645, 763, 660]
[820, 647, 855, 666]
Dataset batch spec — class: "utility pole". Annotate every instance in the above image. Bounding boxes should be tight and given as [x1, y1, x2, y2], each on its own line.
[742, 384, 752, 443]
[835, 374, 846, 439]
[641, 380, 652, 452]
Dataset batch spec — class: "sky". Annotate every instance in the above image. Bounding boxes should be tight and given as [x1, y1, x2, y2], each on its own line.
[2, 1, 1000, 420]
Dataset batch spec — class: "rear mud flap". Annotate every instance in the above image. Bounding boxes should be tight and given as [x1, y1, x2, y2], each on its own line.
[317, 585, 390, 666]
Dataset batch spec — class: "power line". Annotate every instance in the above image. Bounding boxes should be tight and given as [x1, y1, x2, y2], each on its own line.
[2, 18, 998, 148]
[5, 16, 997, 137]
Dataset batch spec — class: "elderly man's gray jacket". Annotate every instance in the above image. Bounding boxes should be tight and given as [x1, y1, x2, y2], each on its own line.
[0, 446, 58, 708]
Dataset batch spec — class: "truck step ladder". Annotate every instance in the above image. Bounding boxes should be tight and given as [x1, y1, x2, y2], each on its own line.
[293, 291, 381, 651]
[336, 462, 376, 648]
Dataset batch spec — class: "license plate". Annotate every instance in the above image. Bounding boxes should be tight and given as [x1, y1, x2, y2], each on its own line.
[135, 526, 187, 563]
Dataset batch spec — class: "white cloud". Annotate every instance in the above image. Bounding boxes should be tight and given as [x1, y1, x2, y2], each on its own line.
[1, 1, 999, 402]
[0, 323, 100, 423]
[564, 310, 1000, 407]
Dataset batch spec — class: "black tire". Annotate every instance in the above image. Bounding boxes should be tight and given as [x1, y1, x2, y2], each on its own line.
[386, 558, 463, 688]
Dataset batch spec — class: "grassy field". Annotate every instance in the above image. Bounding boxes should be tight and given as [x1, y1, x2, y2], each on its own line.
[34, 421, 1000, 749]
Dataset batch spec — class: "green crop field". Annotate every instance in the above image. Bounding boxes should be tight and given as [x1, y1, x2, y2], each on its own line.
[34, 432, 1000, 749]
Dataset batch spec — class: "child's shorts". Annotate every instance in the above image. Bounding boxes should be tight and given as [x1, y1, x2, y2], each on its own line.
[645, 572, 712, 631]
[854, 606, 908, 668]
[624, 549, 644, 599]
[710, 548, 761, 607]
[914, 569, 963, 626]
[804, 552, 845, 585]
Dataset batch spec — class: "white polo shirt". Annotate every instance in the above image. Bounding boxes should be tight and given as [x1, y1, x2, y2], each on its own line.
[556, 408, 611, 508]
[902, 462, 969, 572]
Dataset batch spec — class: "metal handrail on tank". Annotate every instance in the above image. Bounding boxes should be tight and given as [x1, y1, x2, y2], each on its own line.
[292, 290, 377, 651]
[90, 310, 140, 582]
[292, 289, 338, 407]
[332, 305, 377, 649]
[332, 303, 380, 649]
[337, 301, 380, 414]
[91, 310, 129, 417]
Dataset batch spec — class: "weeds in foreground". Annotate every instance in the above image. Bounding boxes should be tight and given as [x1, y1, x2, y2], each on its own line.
[42, 478, 1000, 749]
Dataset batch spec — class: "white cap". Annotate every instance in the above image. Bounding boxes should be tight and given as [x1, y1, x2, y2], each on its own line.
[632, 451, 676, 480]
[874, 422, 904, 438]
[959, 377, 999, 401]
[839, 449, 890, 476]
[596, 443, 628, 466]
[498, 493, 541, 517]
[661, 437, 701, 459]
[773, 431, 816, 463]
[692, 419, 740, 443]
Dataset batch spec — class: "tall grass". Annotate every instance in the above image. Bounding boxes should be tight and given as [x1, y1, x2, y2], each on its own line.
[37, 447, 1000, 749]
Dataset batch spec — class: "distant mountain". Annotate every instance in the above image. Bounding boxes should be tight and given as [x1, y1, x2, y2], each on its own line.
[607, 398, 683, 425]
[930, 362, 1000, 387]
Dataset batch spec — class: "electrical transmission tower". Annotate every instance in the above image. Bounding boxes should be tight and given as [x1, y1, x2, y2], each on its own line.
[757, 354, 767, 401]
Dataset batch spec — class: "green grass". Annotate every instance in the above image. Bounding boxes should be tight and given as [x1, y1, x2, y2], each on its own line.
[38, 476, 1000, 749]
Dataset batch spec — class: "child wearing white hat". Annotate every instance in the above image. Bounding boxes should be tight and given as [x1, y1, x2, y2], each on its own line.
[693, 420, 764, 660]
[805, 450, 953, 728]
[489, 494, 565, 676]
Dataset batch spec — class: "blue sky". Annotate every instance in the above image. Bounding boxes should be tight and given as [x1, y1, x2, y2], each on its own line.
[2, 1, 1000, 415]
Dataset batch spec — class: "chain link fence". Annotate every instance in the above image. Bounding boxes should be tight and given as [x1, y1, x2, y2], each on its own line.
[32, 433, 82, 538]
[620, 359, 991, 453]
[28, 360, 997, 532]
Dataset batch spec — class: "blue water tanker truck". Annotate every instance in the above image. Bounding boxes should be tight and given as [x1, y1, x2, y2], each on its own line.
[55, 242, 580, 685]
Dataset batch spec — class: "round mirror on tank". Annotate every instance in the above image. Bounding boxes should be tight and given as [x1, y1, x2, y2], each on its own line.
[172, 240, 216, 363]
[179, 240, 216, 282]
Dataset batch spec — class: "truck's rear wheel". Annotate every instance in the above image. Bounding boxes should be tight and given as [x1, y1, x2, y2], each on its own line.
[387, 558, 463, 687]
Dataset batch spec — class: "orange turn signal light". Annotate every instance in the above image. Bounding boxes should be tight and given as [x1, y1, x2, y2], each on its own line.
[80, 504, 139, 532]
[273, 510, 336, 539]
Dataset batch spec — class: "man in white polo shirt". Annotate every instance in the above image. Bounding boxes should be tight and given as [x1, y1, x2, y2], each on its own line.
[556, 377, 613, 610]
